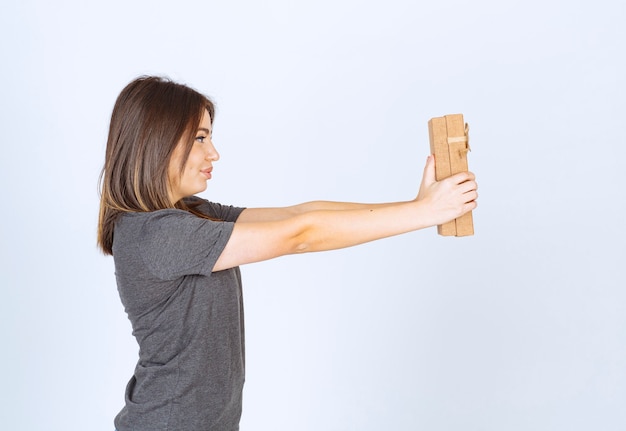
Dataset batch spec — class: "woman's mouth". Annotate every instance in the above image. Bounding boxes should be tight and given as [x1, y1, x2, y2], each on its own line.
[201, 168, 212, 179]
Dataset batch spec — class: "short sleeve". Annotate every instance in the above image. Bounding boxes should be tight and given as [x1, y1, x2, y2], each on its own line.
[137, 209, 234, 280]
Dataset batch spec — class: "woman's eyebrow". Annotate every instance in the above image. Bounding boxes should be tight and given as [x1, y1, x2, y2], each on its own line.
[197, 127, 211, 134]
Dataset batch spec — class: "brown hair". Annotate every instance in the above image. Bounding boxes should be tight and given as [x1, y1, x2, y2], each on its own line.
[97, 76, 216, 255]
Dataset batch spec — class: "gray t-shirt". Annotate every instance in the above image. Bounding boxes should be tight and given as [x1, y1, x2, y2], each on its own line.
[113, 197, 246, 431]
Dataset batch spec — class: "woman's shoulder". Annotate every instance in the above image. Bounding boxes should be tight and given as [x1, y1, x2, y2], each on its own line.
[182, 195, 208, 206]
[115, 208, 209, 241]
[113, 207, 226, 255]
[117, 207, 193, 224]
[183, 195, 246, 222]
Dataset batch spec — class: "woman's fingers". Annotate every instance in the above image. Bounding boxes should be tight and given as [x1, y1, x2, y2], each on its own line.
[449, 170, 475, 185]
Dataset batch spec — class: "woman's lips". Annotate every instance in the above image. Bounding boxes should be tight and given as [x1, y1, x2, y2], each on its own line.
[201, 168, 212, 179]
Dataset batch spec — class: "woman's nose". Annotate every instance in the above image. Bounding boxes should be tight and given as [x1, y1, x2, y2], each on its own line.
[207, 141, 220, 161]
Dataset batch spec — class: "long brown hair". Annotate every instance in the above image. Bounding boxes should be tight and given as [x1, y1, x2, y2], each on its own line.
[97, 76, 216, 255]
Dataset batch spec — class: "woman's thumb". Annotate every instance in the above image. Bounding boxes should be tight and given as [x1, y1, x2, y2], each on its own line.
[421, 154, 436, 186]
[417, 155, 436, 200]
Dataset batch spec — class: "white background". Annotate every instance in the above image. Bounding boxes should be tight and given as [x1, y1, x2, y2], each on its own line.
[1, 0, 625, 430]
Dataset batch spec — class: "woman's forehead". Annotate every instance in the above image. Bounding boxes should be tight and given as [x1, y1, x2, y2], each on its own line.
[200, 110, 212, 130]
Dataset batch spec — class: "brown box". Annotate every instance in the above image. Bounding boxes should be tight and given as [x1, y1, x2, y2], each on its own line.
[428, 113, 474, 237]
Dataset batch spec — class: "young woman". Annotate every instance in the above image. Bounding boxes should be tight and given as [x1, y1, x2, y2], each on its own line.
[98, 76, 477, 431]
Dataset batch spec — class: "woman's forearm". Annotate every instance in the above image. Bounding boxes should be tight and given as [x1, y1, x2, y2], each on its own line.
[292, 201, 432, 253]
[237, 200, 408, 223]
[293, 200, 408, 213]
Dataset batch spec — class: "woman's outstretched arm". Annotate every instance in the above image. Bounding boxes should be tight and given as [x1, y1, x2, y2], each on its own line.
[213, 156, 477, 272]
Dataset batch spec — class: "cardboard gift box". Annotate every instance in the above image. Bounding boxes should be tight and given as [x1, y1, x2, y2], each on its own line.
[428, 113, 474, 237]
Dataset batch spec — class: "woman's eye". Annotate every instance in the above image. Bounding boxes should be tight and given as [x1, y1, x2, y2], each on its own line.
[196, 136, 206, 143]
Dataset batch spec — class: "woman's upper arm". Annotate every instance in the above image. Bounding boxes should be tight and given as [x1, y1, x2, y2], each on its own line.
[212, 217, 305, 272]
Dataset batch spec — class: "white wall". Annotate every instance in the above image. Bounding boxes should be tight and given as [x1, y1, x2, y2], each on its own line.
[1, 0, 625, 430]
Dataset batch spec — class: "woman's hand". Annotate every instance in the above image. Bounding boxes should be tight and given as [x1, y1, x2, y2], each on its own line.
[415, 155, 478, 226]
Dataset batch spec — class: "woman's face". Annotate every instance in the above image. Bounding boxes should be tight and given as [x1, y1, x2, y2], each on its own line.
[167, 110, 219, 203]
